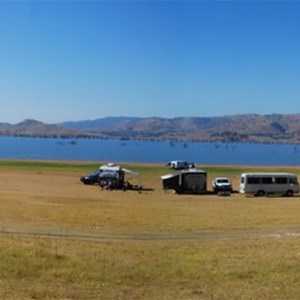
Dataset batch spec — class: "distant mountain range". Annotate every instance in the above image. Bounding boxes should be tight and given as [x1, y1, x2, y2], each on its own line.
[2, 114, 300, 143]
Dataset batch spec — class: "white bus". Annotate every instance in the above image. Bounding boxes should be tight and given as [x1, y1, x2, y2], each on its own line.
[240, 172, 299, 197]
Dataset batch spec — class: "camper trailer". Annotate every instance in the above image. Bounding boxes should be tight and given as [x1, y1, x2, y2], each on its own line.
[80, 163, 140, 190]
[161, 170, 207, 194]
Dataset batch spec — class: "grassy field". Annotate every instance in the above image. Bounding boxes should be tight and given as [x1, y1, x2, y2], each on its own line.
[1, 161, 300, 299]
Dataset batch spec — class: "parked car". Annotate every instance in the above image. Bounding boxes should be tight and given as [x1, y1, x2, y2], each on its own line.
[80, 171, 100, 185]
[212, 177, 232, 194]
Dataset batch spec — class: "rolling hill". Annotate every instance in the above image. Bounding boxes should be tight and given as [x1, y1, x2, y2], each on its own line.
[2, 114, 300, 143]
[61, 114, 300, 143]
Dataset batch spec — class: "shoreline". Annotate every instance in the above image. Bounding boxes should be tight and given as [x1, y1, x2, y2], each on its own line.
[0, 158, 299, 170]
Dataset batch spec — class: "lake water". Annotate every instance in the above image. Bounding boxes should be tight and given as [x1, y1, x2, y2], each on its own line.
[1, 136, 300, 166]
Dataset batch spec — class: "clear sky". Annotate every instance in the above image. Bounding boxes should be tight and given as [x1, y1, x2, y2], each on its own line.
[0, 0, 299, 123]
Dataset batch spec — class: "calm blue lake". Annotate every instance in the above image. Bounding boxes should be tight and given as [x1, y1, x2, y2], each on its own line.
[0, 136, 300, 166]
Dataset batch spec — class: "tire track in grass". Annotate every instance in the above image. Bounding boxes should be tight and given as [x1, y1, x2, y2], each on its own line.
[1, 227, 300, 243]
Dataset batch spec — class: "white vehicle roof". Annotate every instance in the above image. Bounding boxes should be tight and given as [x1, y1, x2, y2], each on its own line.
[99, 164, 139, 176]
[99, 165, 121, 172]
[214, 177, 230, 181]
[241, 172, 297, 177]
[161, 170, 206, 180]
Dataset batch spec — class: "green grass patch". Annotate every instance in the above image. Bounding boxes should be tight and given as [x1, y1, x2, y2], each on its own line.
[1, 159, 298, 176]
[0, 160, 99, 171]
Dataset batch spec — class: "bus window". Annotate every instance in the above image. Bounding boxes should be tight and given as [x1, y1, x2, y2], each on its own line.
[275, 177, 288, 184]
[262, 177, 273, 184]
[247, 177, 260, 184]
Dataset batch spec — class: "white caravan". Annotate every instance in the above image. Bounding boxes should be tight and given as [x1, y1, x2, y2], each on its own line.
[240, 172, 299, 197]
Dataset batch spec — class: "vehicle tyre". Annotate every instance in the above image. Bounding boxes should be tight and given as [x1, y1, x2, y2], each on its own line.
[286, 190, 294, 197]
[256, 190, 265, 197]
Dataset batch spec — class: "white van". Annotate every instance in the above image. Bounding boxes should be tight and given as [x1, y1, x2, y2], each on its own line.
[167, 160, 195, 170]
[240, 172, 299, 196]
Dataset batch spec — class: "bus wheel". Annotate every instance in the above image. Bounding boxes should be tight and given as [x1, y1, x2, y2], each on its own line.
[256, 190, 265, 197]
[286, 190, 294, 197]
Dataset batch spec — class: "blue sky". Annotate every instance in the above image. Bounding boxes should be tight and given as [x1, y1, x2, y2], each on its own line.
[0, 1, 299, 123]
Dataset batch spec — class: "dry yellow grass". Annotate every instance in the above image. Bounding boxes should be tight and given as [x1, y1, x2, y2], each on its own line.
[0, 162, 300, 299]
